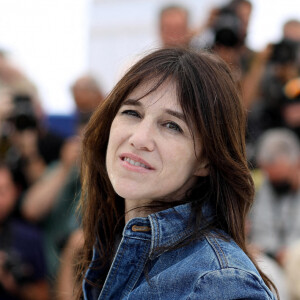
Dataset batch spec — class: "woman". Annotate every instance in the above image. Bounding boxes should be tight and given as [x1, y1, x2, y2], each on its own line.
[77, 48, 277, 299]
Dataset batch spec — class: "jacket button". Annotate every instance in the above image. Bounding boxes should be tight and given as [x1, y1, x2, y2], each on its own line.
[131, 225, 151, 232]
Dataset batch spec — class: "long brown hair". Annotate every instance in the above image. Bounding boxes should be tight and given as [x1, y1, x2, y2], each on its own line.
[76, 47, 276, 297]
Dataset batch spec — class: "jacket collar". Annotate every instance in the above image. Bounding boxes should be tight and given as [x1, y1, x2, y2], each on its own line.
[145, 202, 213, 259]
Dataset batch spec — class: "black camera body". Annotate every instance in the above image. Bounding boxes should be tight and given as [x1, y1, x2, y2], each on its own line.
[270, 39, 299, 64]
[2, 251, 33, 285]
[10, 94, 38, 131]
[213, 8, 243, 48]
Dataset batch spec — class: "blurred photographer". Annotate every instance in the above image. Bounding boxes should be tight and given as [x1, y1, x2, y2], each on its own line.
[0, 163, 49, 300]
[191, 0, 254, 81]
[1, 91, 64, 190]
[281, 77, 300, 138]
[190, 0, 275, 113]
[252, 28, 300, 137]
[249, 128, 300, 268]
[245, 20, 300, 166]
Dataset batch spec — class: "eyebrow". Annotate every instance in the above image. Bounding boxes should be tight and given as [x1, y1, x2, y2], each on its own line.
[122, 99, 141, 106]
[122, 99, 186, 122]
[165, 109, 186, 122]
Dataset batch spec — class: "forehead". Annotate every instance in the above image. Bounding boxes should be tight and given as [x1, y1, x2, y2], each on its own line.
[161, 9, 187, 22]
[125, 79, 181, 110]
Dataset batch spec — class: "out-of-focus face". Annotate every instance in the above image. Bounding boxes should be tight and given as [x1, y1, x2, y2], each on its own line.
[72, 77, 103, 112]
[160, 9, 189, 47]
[284, 22, 300, 42]
[0, 168, 17, 221]
[261, 155, 296, 186]
[282, 103, 300, 128]
[106, 80, 208, 207]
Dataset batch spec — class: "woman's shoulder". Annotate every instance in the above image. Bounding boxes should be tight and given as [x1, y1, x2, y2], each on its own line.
[139, 232, 276, 299]
[187, 267, 276, 299]
[182, 233, 276, 299]
[201, 233, 258, 272]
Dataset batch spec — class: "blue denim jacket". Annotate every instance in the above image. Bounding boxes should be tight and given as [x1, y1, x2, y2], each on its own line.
[83, 203, 276, 299]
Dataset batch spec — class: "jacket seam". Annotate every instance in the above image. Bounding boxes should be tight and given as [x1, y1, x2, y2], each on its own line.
[205, 235, 228, 269]
[126, 242, 151, 296]
[154, 214, 160, 250]
[212, 236, 228, 268]
[124, 236, 151, 241]
[192, 267, 274, 299]
[100, 237, 127, 298]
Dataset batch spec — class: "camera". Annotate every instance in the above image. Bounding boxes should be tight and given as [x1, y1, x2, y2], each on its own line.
[2, 251, 33, 285]
[270, 39, 299, 64]
[9, 94, 38, 131]
[213, 7, 243, 48]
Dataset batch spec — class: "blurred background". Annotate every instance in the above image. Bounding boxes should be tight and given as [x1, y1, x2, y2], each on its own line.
[0, 0, 299, 115]
[0, 0, 300, 299]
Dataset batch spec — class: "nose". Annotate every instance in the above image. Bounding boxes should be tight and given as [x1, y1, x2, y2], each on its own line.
[128, 119, 155, 152]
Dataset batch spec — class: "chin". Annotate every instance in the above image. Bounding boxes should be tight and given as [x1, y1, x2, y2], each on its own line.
[113, 184, 152, 203]
[110, 177, 142, 198]
[113, 184, 139, 199]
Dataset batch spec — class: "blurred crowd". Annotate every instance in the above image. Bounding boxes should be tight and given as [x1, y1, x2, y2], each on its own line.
[0, 0, 300, 299]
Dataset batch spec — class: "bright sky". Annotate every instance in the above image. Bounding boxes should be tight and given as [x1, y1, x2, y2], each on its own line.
[0, 0, 299, 115]
[0, 0, 89, 114]
[249, 0, 300, 49]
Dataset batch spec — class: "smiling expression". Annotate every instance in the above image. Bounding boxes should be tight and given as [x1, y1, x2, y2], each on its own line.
[106, 79, 208, 209]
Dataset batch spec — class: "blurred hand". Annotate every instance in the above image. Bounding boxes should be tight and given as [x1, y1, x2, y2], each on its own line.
[255, 43, 273, 64]
[0, 251, 18, 295]
[0, 90, 14, 121]
[276, 247, 287, 266]
[11, 129, 39, 159]
[60, 136, 81, 170]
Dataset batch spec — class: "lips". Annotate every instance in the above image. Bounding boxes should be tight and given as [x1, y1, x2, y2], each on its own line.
[120, 153, 154, 170]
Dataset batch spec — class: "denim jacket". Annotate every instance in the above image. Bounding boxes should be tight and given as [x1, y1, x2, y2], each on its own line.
[83, 203, 276, 300]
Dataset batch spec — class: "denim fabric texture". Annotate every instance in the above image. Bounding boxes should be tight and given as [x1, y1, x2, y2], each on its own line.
[83, 203, 276, 300]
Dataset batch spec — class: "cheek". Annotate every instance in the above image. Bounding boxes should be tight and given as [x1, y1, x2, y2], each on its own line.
[162, 142, 198, 175]
[106, 122, 119, 169]
[106, 119, 129, 178]
[106, 119, 124, 153]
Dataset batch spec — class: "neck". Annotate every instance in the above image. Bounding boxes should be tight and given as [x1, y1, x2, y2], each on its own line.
[124, 199, 151, 223]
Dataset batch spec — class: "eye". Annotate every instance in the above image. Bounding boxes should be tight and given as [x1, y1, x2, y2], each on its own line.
[164, 121, 183, 133]
[121, 110, 141, 118]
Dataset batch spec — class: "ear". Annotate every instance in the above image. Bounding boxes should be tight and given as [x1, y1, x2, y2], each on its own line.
[194, 160, 209, 177]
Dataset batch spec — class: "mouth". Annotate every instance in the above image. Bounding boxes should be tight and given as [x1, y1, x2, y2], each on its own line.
[122, 157, 151, 169]
[120, 153, 154, 170]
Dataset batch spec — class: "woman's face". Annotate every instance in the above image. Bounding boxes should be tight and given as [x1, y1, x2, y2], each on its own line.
[106, 79, 208, 206]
